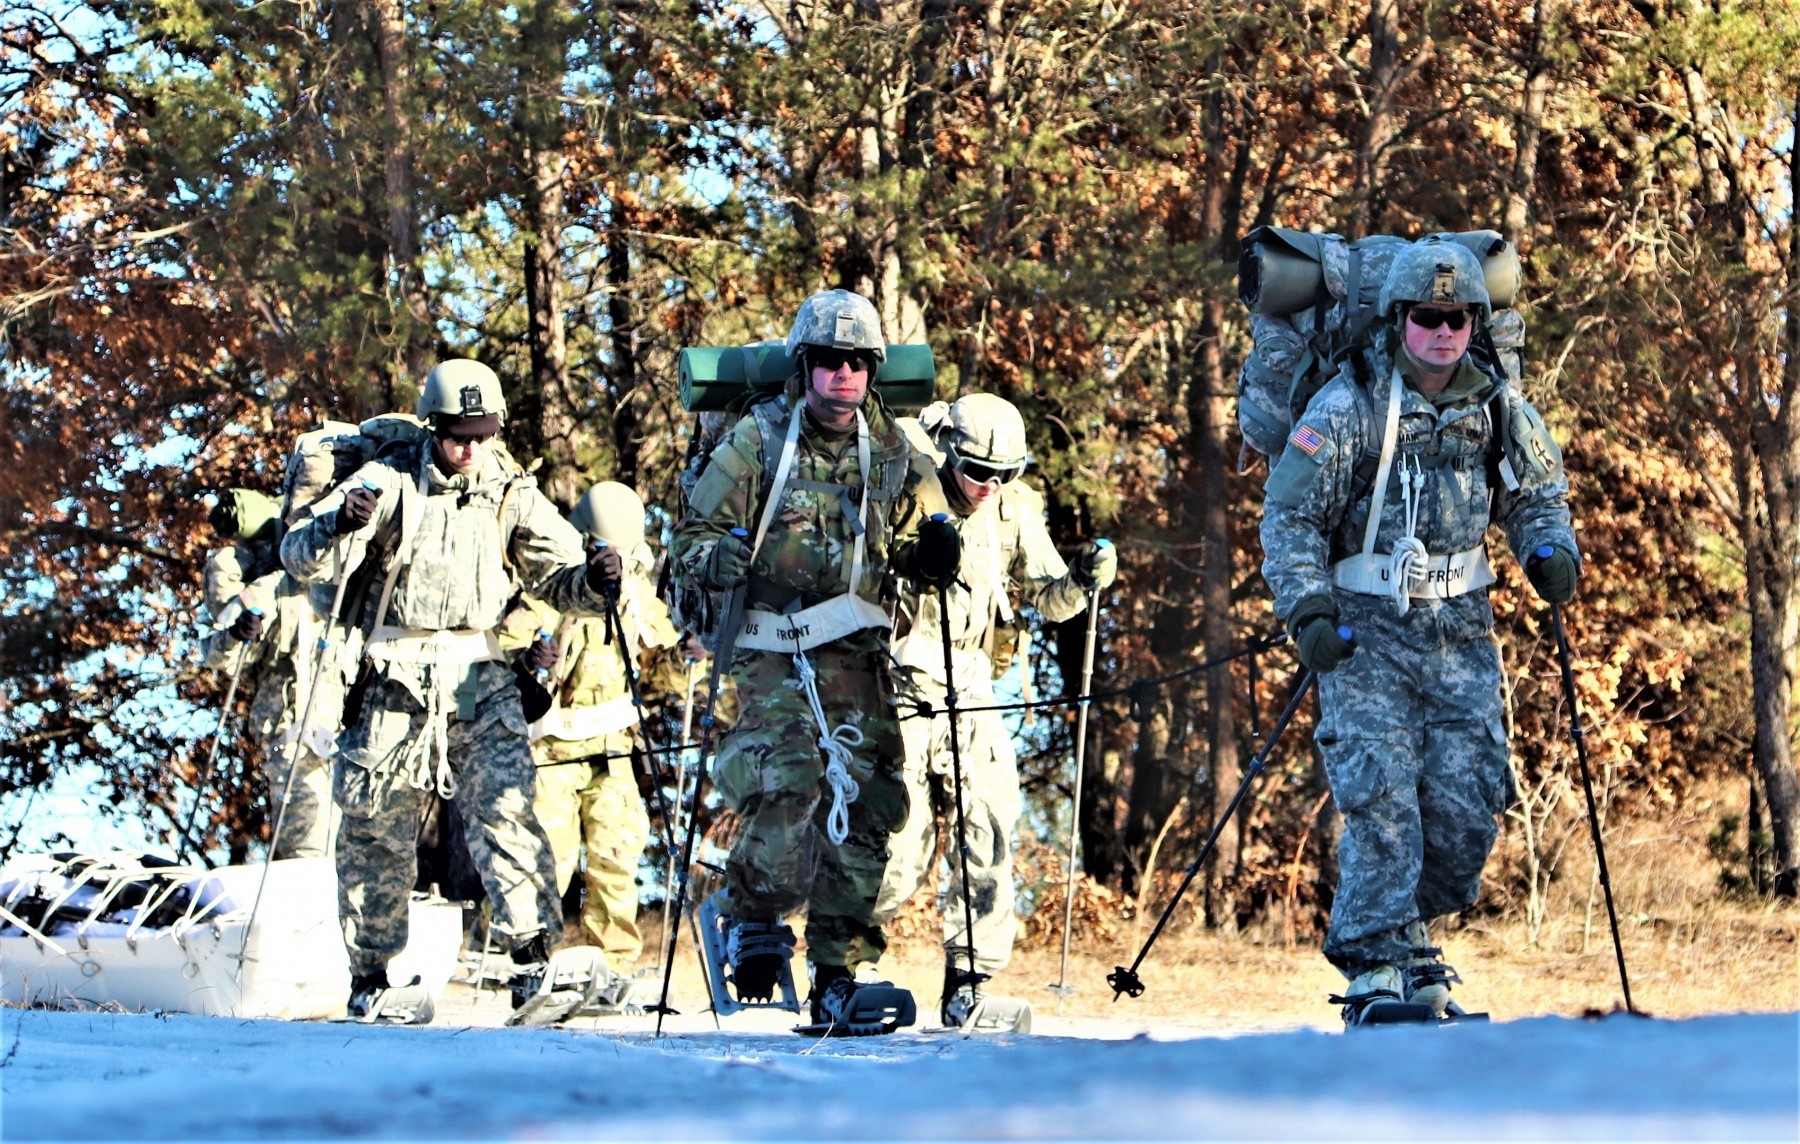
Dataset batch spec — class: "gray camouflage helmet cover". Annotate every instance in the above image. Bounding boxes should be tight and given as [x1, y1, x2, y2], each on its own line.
[569, 480, 647, 550]
[416, 359, 508, 423]
[930, 392, 1030, 468]
[785, 289, 888, 362]
[1378, 234, 1492, 320]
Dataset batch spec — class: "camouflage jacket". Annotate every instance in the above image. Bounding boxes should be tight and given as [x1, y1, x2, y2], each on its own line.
[200, 543, 317, 740]
[281, 442, 601, 672]
[497, 562, 682, 764]
[670, 396, 947, 657]
[890, 479, 1088, 701]
[1261, 340, 1577, 641]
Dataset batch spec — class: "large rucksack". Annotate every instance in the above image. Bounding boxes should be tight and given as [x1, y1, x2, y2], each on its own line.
[1235, 227, 1525, 464]
[278, 414, 431, 527]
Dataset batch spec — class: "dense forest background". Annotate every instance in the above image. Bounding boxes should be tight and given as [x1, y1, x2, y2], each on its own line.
[3, 1, 1796, 938]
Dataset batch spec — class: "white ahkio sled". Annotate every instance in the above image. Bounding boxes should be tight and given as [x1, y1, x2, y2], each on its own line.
[0, 853, 461, 1021]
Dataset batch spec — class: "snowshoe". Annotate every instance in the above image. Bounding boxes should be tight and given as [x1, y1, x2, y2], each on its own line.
[338, 972, 435, 1025]
[696, 891, 800, 1016]
[505, 945, 611, 1028]
[933, 966, 1032, 1034]
[1332, 964, 1435, 1027]
[794, 967, 917, 1037]
[578, 966, 663, 1017]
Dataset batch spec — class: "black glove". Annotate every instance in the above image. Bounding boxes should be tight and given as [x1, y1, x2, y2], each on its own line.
[699, 531, 752, 591]
[1526, 544, 1579, 605]
[586, 544, 624, 593]
[911, 514, 962, 589]
[1072, 539, 1117, 590]
[228, 608, 265, 643]
[335, 485, 379, 535]
[1288, 595, 1353, 676]
[511, 653, 554, 723]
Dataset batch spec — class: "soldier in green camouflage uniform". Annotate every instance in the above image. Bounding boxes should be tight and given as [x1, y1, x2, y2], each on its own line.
[498, 482, 680, 967]
[873, 394, 1114, 1027]
[1259, 236, 1578, 1022]
[201, 489, 340, 860]
[671, 289, 959, 1024]
[281, 360, 620, 1018]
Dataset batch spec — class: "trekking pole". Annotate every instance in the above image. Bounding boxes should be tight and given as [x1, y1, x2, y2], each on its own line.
[651, 528, 750, 1036]
[1049, 581, 1103, 999]
[237, 528, 360, 982]
[1108, 645, 1341, 1001]
[599, 574, 679, 861]
[935, 579, 987, 1016]
[659, 657, 701, 976]
[175, 607, 259, 865]
[1541, 563, 1636, 1015]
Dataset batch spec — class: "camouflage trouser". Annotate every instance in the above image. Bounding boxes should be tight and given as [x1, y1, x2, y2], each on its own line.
[713, 646, 907, 970]
[873, 703, 1022, 976]
[264, 740, 336, 860]
[333, 662, 561, 977]
[1316, 613, 1510, 973]
[534, 749, 650, 965]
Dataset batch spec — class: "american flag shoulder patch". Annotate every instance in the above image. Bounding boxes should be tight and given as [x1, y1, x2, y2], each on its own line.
[1289, 425, 1326, 456]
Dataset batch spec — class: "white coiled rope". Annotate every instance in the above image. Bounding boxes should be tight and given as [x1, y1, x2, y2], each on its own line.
[403, 674, 458, 801]
[1386, 454, 1430, 617]
[794, 649, 863, 845]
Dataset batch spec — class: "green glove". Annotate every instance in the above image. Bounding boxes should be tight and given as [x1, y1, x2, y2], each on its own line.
[700, 531, 752, 591]
[1526, 544, 1579, 605]
[1288, 595, 1352, 675]
[1073, 539, 1117, 590]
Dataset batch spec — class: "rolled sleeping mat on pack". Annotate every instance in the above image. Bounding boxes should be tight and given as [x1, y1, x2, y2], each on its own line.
[1239, 227, 1522, 315]
[679, 342, 937, 412]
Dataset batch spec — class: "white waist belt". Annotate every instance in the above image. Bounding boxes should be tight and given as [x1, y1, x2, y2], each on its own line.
[365, 626, 504, 666]
[735, 594, 890, 653]
[530, 694, 639, 744]
[1332, 546, 1494, 599]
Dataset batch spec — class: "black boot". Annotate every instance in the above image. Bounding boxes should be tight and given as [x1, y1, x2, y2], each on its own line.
[808, 963, 855, 1026]
[347, 969, 390, 1018]
[507, 932, 551, 1010]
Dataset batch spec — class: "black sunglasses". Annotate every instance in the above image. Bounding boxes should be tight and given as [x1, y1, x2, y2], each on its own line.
[952, 452, 1023, 486]
[1407, 307, 1474, 331]
[807, 346, 878, 374]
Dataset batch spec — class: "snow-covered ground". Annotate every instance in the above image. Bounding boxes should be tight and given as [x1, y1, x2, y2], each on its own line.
[2, 996, 1793, 1141]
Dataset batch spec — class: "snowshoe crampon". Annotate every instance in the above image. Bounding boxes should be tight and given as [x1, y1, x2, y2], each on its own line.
[337, 976, 435, 1026]
[936, 992, 1033, 1035]
[795, 979, 917, 1038]
[505, 946, 610, 1028]
[696, 891, 800, 1016]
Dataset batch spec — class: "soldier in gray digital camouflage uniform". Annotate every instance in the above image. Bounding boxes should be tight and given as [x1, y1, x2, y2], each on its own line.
[873, 393, 1114, 1030]
[201, 488, 339, 860]
[671, 288, 960, 1031]
[1259, 235, 1579, 1024]
[282, 359, 622, 1022]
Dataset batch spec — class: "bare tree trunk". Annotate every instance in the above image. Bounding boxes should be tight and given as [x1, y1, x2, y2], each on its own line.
[519, 0, 578, 506]
[1349, 0, 1400, 235]
[1195, 291, 1240, 927]
[368, 0, 434, 381]
[1503, 0, 1556, 248]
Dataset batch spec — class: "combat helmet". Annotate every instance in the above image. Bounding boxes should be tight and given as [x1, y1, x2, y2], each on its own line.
[1378, 234, 1492, 321]
[927, 392, 1029, 484]
[785, 289, 887, 371]
[417, 359, 507, 436]
[569, 481, 647, 552]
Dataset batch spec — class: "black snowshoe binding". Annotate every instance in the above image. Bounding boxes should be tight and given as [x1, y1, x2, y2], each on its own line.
[504, 937, 612, 1028]
[795, 964, 917, 1038]
[696, 890, 801, 1016]
[341, 970, 435, 1026]
[935, 965, 1032, 1035]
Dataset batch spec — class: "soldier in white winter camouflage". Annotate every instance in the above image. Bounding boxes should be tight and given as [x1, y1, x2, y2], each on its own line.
[281, 359, 622, 1024]
[873, 393, 1114, 1031]
[1259, 235, 1579, 1025]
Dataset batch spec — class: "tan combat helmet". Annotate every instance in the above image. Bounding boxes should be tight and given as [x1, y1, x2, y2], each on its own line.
[785, 289, 888, 365]
[417, 359, 507, 433]
[1378, 234, 1493, 321]
[935, 392, 1030, 473]
[569, 481, 647, 552]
